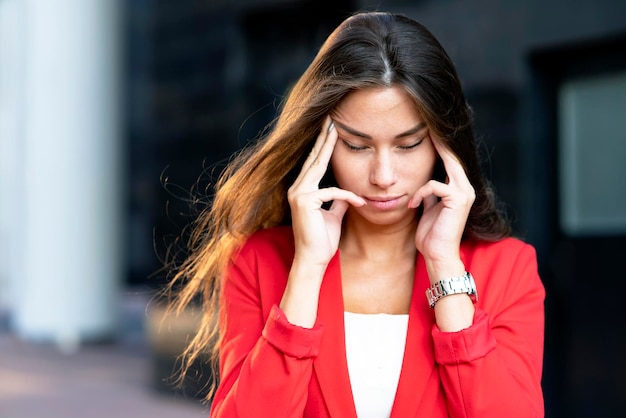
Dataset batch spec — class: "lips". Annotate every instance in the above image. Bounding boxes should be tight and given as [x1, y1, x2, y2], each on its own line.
[363, 195, 403, 210]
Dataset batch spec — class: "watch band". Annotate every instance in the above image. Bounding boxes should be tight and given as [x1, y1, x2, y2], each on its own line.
[426, 272, 478, 308]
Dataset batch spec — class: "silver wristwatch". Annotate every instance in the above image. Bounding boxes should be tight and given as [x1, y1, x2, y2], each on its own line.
[426, 272, 478, 308]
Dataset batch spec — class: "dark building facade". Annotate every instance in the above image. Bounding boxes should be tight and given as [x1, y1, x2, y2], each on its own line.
[124, 1, 626, 416]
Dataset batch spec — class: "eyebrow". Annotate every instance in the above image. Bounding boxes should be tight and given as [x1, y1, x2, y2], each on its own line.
[332, 120, 427, 139]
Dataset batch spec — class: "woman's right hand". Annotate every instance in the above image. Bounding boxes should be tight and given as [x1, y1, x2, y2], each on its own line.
[287, 116, 366, 270]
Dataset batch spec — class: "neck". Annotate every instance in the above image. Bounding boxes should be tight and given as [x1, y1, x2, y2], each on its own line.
[339, 214, 417, 262]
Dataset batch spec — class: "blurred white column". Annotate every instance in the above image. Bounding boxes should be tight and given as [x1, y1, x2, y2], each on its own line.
[14, 0, 124, 350]
[0, 0, 24, 314]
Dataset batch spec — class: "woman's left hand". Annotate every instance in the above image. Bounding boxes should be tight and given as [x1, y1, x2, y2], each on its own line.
[409, 139, 475, 273]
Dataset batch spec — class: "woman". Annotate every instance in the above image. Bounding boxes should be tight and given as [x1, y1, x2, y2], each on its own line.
[165, 11, 545, 417]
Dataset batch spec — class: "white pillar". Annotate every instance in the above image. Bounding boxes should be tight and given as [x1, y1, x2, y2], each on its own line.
[14, 0, 124, 350]
[0, 0, 24, 314]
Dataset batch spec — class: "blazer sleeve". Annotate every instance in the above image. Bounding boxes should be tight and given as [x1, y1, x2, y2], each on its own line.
[431, 241, 545, 418]
[210, 239, 324, 418]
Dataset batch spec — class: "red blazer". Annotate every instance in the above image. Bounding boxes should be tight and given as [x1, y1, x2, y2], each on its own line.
[210, 226, 545, 417]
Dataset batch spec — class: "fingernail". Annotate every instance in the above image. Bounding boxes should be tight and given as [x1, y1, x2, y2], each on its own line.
[328, 121, 334, 132]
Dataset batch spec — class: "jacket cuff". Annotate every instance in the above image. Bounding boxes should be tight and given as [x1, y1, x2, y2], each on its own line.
[262, 304, 324, 359]
[432, 308, 496, 364]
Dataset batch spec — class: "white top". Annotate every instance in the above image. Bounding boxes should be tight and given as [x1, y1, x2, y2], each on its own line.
[344, 311, 409, 418]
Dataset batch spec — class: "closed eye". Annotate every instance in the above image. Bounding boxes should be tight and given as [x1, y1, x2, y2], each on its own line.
[398, 138, 424, 150]
[342, 140, 367, 151]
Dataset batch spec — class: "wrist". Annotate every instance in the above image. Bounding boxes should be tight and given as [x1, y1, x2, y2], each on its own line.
[290, 256, 328, 283]
[425, 258, 465, 284]
[280, 259, 326, 328]
[426, 271, 478, 309]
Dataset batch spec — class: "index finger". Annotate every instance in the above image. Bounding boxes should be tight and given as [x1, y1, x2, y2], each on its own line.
[295, 116, 337, 186]
[431, 138, 469, 185]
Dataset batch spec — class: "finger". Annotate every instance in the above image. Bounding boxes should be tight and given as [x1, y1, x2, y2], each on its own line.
[327, 198, 350, 219]
[431, 139, 469, 186]
[295, 117, 336, 187]
[299, 128, 337, 192]
[311, 120, 337, 170]
[422, 193, 439, 211]
[300, 116, 334, 174]
[409, 179, 444, 208]
[315, 187, 366, 208]
[409, 180, 451, 208]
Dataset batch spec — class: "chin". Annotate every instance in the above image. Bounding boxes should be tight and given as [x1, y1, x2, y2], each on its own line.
[349, 206, 416, 227]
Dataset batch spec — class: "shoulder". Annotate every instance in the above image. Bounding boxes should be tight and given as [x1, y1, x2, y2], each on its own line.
[461, 236, 536, 261]
[241, 225, 294, 251]
[224, 226, 295, 310]
[461, 237, 543, 305]
[460, 237, 540, 286]
[235, 225, 295, 265]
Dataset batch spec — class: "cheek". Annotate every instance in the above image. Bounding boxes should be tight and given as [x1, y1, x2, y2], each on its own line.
[416, 141, 438, 180]
[402, 153, 438, 186]
[330, 151, 357, 189]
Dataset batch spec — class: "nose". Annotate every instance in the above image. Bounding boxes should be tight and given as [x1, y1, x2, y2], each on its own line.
[369, 150, 397, 188]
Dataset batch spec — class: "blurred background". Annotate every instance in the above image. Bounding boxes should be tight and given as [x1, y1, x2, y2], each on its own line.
[1, 0, 625, 417]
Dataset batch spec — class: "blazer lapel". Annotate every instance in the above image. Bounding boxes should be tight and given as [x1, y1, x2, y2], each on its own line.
[390, 255, 437, 417]
[312, 252, 437, 417]
[313, 251, 358, 418]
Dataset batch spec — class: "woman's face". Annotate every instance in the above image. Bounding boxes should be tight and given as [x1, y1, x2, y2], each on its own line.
[330, 86, 438, 226]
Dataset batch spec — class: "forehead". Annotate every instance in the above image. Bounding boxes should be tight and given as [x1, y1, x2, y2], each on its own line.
[332, 86, 424, 131]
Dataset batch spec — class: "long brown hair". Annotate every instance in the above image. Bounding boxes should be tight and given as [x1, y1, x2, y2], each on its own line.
[162, 10, 511, 401]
